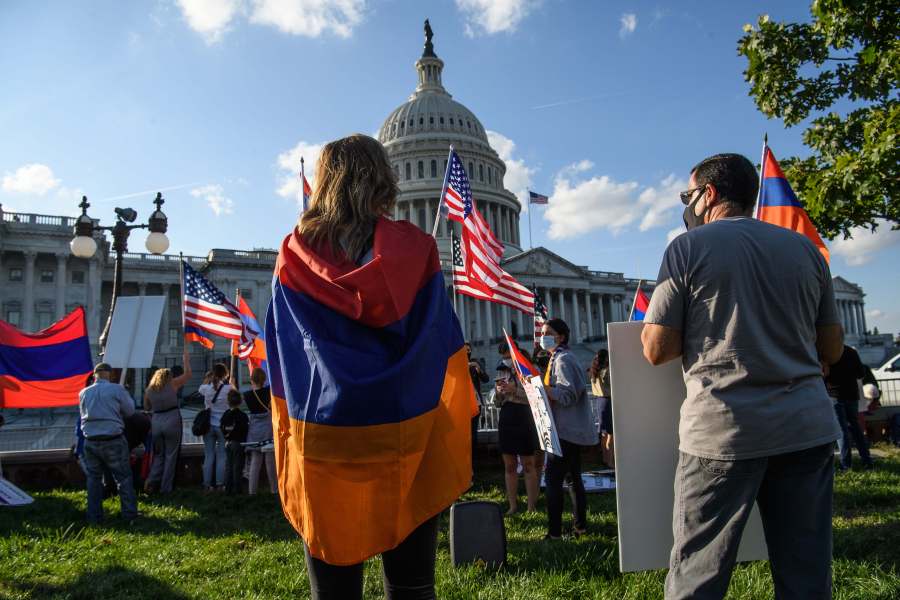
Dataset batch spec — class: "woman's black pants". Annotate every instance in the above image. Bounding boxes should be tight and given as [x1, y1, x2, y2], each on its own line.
[545, 439, 586, 537]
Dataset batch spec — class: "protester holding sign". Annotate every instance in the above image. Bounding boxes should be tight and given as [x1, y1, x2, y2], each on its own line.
[494, 352, 540, 516]
[641, 153, 843, 599]
[198, 363, 233, 491]
[540, 318, 598, 539]
[143, 348, 192, 494]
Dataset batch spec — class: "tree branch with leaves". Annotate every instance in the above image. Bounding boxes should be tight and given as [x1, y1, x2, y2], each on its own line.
[738, 0, 898, 239]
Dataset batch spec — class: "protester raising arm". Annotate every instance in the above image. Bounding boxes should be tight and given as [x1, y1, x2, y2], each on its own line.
[171, 348, 192, 391]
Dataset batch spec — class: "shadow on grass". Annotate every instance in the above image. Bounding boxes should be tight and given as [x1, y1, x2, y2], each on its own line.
[1, 566, 192, 600]
[834, 520, 900, 573]
[0, 488, 295, 543]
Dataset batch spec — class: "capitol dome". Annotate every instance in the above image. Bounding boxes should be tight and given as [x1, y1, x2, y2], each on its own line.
[378, 21, 522, 258]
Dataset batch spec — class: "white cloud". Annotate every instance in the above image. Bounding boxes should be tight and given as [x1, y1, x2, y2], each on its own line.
[276, 140, 324, 203]
[176, 0, 242, 44]
[637, 174, 688, 231]
[175, 0, 365, 43]
[831, 220, 900, 266]
[486, 130, 536, 208]
[191, 184, 234, 216]
[543, 163, 687, 240]
[867, 309, 885, 320]
[456, 0, 540, 36]
[666, 226, 684, 245]
[2, 163, 60, 196]
[619, 13, 637, 38]
[250, 0, 365, 38]
[544, 167, 640, 239]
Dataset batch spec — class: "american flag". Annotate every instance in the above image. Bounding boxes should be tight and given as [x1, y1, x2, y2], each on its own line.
[182, 261, 254, 346]
[533, 287, 548, 344]
[451, 228, 535, 315]
[529, 191, 549, 205]
[443, 150, 506, 288]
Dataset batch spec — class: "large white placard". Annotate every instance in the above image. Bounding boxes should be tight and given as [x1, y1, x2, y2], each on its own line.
[103, 296, 165, 369]
[522, 376, 562, 456]
[608, 321, 768, 573]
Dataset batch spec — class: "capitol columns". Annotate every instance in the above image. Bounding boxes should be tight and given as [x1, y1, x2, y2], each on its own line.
[571, 291, 581, 343]
[161, 283, 172, 348]
[586, 293, 595, 339]
[597, 295, 606, 338]
[55, 252, 67, 320]
[23, 250, 36, 331]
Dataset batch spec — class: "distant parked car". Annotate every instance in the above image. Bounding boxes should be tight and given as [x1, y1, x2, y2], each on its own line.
[872, 352, 900, 407]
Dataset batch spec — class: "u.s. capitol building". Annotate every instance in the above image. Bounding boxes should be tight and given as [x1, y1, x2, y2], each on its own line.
[0, 25, 879, 388]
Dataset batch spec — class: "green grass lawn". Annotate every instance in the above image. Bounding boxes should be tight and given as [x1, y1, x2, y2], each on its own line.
[2, 446, 900, 599]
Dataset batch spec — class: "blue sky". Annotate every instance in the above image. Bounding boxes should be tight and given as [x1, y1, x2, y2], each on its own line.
[1, 1, 898, 334]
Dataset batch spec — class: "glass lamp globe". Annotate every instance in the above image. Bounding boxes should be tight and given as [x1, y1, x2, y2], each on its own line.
[70, 235, 97, 258]
[145, 231, 170, 254]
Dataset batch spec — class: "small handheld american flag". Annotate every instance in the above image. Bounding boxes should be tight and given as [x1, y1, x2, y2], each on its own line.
[533, 287, 548, 345]
[182, 261, 254, 348]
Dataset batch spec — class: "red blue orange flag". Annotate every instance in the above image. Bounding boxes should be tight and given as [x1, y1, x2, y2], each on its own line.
[231, 296, 267, 373]
[266, 217, 476, 566]
[502, 329, 538, 382]
[0, 307, 92, 408]
[631, 287, 650, 321]
[757, 145, 829, 262]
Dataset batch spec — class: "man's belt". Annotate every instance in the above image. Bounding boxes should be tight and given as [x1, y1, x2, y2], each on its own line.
[85, 433, 123, 442]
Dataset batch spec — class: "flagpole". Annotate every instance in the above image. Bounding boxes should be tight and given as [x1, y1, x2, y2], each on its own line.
[629, 279, 643, 322]
[755, 132, 767, 219]
[233, 287, 242, 390]
[300, 157, 306, 213]
[431, 145, 454, 238]
[527, 189, 534, 250]
[178, 252, 186, 339]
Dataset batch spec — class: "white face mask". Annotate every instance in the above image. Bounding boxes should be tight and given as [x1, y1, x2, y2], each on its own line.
[501, 358, 513, 367]
[539, 335, 557, 351]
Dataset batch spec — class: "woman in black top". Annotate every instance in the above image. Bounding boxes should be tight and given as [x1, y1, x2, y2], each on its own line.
[243, 367, 277, 495]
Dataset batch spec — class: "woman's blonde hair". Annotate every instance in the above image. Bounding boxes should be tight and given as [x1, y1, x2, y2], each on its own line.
[147, 368, 172, 392]
[298, 134, 398, 261]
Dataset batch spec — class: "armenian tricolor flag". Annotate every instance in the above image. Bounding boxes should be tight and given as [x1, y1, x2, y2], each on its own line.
[631, 287, 650, 321]
[757, 144, 829, 262]
[231, 296, 267, 373]
[266, 217, 476, 566]
[502, 329, 538, 382]
[0, 307, 92, 408]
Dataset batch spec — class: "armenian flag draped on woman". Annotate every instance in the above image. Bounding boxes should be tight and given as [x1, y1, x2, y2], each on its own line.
[265, 135, 476, 567]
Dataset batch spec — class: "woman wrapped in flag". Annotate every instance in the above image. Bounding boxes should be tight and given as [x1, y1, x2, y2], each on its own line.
[266, 134, 476, 598]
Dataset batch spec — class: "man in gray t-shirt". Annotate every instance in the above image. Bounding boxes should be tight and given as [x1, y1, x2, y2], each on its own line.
[641, 153, 843, 600]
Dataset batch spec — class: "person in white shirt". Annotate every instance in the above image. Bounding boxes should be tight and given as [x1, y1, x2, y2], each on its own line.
[197, 362, 234, 491]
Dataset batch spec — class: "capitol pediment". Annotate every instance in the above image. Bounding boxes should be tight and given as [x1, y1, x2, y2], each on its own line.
[502, 247, 587, 279]
[833, 276, 863, 296]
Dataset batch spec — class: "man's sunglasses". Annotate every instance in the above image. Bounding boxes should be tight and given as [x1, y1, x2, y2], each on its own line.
[679, 186, 706, 205]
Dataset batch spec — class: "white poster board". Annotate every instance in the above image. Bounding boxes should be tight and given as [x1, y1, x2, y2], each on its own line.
[608, 321, 768, 572]
[0, 477, 34, 506]
[522, 376, 562, 456]
[103, 296, 165, 369]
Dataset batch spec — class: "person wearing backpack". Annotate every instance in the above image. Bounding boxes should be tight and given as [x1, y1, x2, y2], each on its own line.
[198, 363, 233, 491]
[243, 367, 277, 495]
[221, 389, 249, 494]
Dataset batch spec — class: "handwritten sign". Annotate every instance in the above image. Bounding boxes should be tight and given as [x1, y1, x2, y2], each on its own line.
[522, 375, 562, 456]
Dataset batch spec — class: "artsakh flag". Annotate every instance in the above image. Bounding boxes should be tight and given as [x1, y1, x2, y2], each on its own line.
[757, 145, 829, 262]
[0, 307, 93, 408]
[631, 288, 650, 321]
[230, 296, 267, 373]
[266, 217, 476, 566]
[503, 329, 538, 382]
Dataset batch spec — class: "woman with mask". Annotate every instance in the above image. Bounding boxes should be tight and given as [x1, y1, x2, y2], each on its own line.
[494, 343, 540, 515]
[589, 349, 614, 469]
[540, 318, 598, 539]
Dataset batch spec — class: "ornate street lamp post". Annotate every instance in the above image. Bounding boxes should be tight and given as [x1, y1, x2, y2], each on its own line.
[70, 193, 170, 355]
